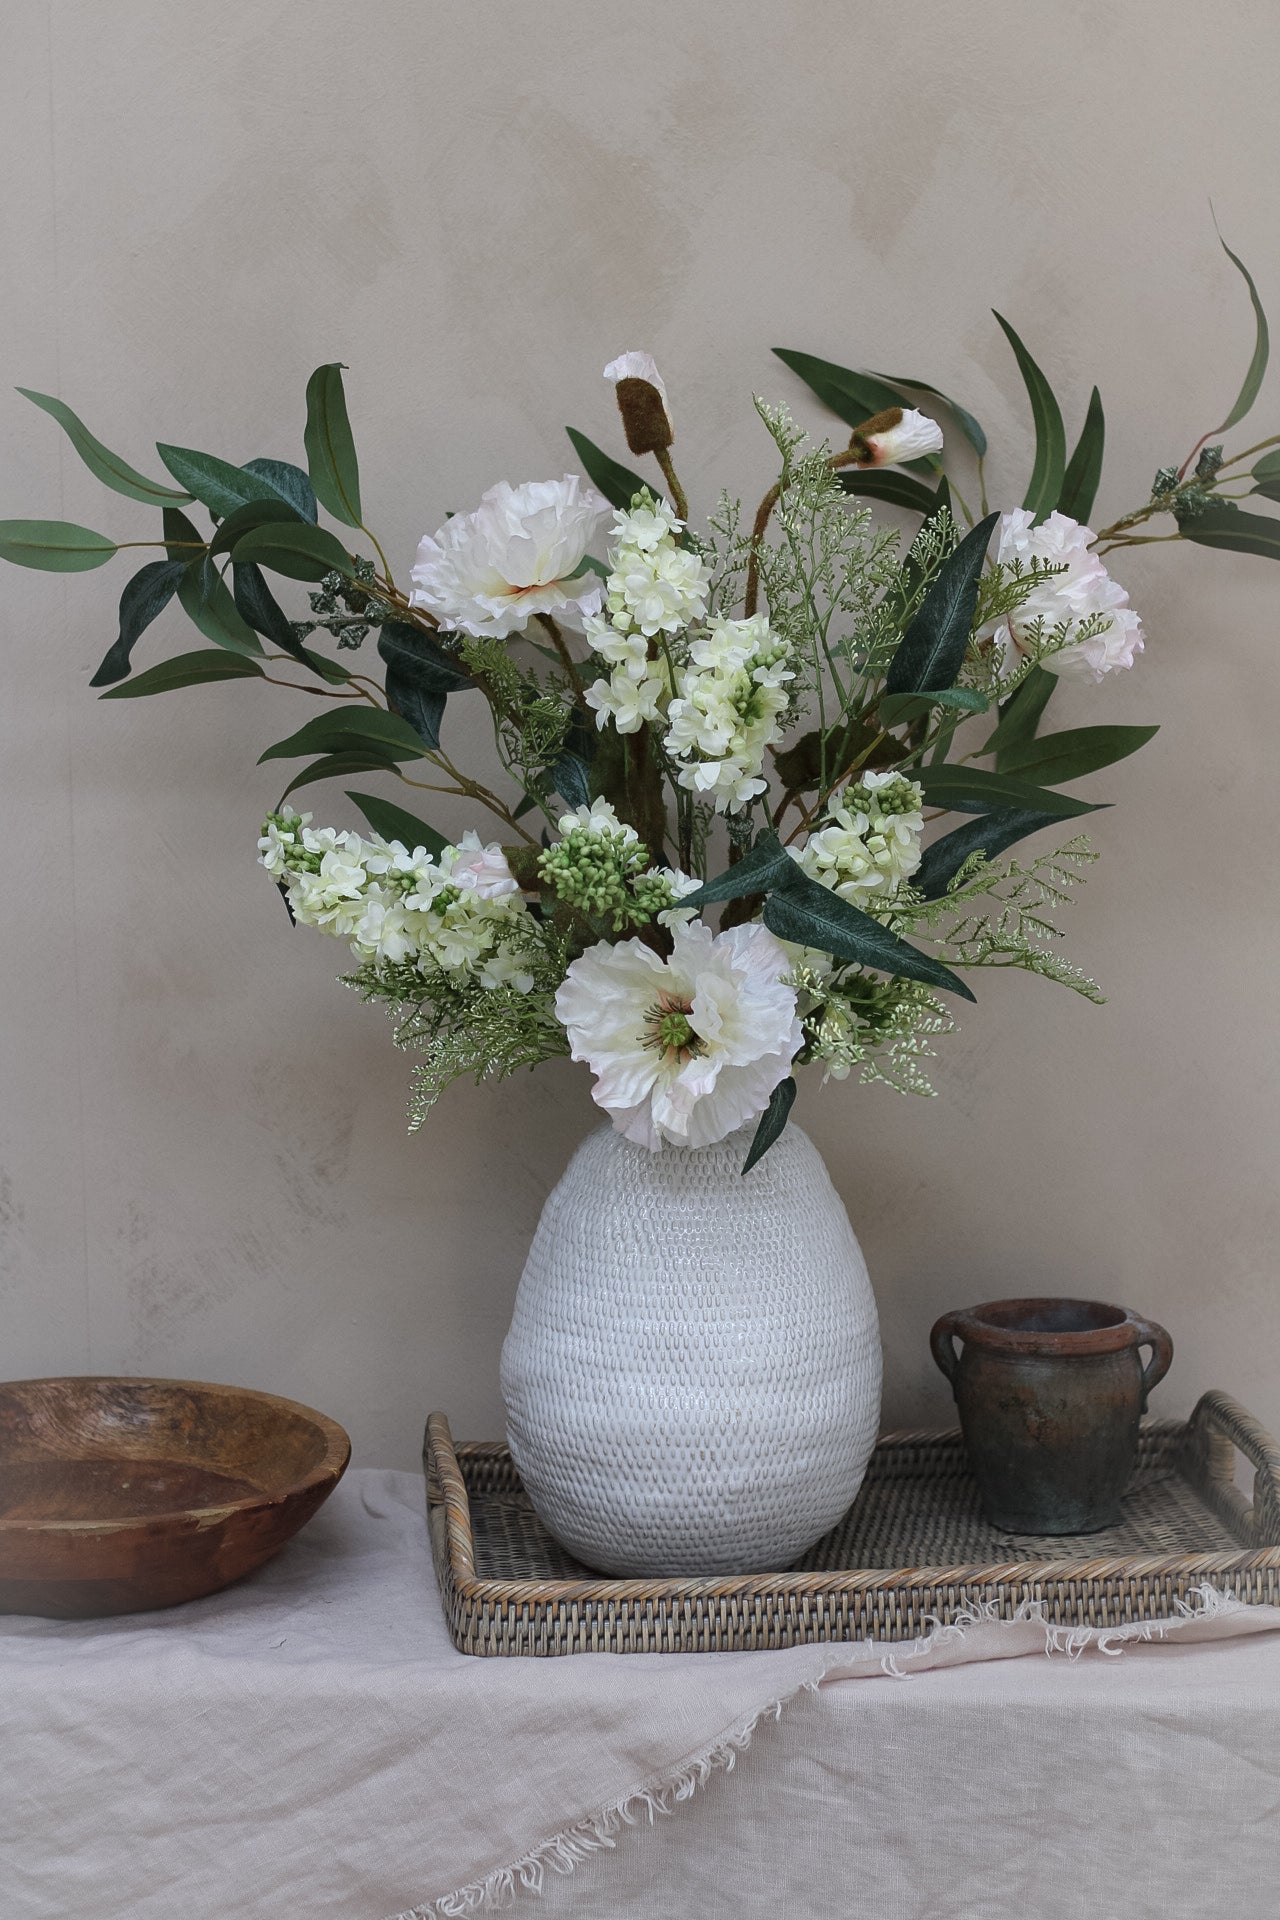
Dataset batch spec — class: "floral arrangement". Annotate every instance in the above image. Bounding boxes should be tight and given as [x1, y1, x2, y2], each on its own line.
[5, 243, 1276, 1167]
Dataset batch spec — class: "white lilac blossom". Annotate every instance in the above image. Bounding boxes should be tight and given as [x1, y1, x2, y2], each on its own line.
[408, 476, 610, 639]
[852, 408, 944, 467]
[259, 812, 535, 989]
[584, 495, 710, 734]
[554, 921, 802, 1151]
[792, 771, 925, 904]
[983, 508, 1145, 681]
[663, 613, 794, 814]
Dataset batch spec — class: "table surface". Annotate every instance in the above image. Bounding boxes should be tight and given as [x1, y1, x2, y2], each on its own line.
[3, 1468, 1278, 1920]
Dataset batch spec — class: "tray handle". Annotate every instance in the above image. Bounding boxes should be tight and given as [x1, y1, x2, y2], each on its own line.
[423, 1411, 479, 1582]
[1180, 1390, 1280, 1549]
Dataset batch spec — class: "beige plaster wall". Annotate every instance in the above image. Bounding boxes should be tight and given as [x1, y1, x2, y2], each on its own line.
[2, 0, 1277, 1465]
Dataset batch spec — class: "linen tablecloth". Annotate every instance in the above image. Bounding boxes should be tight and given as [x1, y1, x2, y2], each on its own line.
[2, 1469, 1278, 1918]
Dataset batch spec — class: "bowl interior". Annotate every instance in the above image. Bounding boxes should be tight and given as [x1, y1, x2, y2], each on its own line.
[0, 1378, 344, 1527]
[971, 1298, 1127, 1337]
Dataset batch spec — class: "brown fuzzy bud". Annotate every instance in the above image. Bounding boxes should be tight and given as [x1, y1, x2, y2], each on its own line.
[604, 352, 674, 454]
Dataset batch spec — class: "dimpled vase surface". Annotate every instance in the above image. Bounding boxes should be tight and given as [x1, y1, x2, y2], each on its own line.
[500, 1121, 881, 1576]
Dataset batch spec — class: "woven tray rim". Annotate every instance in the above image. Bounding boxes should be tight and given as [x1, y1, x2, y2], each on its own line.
[426, 1390, 1280, 1605]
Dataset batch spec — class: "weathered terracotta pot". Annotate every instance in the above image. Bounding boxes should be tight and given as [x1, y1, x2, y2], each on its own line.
[930, 1298, 1173, 1535]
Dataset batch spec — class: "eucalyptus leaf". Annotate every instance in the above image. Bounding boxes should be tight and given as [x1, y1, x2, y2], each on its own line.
[378, 621, 473, 752]
[550, 751, 592, 810]
[98, 648, 264, 698]
[982, 664, 1058, 767]
[1218, 237, 1270, 432]
[231, 560, 306, 657]
[345, 789, 449, 856]
[1058, 386, 1105, 523]
[884, 511, 999, 695]
[838, 470, 940, 515]
[258, 706, 430, 765]
[176, 556, 264, 657]
[1251, 475, 1280, 504]
[679, 829, 798, 910]
[878, 687, 988, 728]
[0, 519, 116, 572]
[231, 521, 355, 581]
[763, 873, 976, 1002]
[280, 750, 407, 801]
[17, 389, 192, 504]
[915, 808, 1072, 899]
[992, 313, 1066, 522]
[996, 723, 1158, 786]
[89, 558, 187, 686]
[156, 444, 295, 520]
[303, 363, 362, 528]
[772, 719, 901, 795]
[162, 507, 206, 561]
[742, 1076, 797, 1175]
[209, 498, 304, 557]
[1179, 503, 1280, 561]
[916, 764, 1106, 817]
[565, 427, 652, 511]
[241, 457, 318, 522]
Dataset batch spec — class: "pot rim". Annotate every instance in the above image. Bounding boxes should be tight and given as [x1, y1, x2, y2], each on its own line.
[947, 1296, 1146, 1356]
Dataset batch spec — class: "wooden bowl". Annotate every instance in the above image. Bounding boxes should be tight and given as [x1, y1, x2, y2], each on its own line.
[0, 1377, 351, 1618]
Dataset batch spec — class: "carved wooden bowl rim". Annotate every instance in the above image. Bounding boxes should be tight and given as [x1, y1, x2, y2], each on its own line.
[0, 1375, 352, 1534]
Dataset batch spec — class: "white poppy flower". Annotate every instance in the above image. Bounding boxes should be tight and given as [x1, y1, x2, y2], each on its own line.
[555, 920, 802, 1151]
[982, 508, 1144, 681]
[409, 476, 611, 639]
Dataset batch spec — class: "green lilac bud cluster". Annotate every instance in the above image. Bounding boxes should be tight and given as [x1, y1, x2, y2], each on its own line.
[847, 775, 919, 817]
[539, 826, 652, 931]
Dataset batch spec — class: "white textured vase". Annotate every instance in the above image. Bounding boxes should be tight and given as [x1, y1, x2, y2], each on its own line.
[500, 1121, 881, 1576]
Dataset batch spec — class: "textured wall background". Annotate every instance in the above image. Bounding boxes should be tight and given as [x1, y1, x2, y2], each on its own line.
[3, 0, 1277, 1464]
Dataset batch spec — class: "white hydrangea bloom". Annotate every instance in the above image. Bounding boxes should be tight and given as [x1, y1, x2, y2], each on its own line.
[409, 476, 610, 639]
[663, 613, 794, 814]
[981, 508, 1144, 681]
[554, 920, 802, 1151]
[792, 770, 925, 904]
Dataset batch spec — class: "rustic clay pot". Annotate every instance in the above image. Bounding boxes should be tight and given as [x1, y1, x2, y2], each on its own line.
[929, 1298, 1173, 1534]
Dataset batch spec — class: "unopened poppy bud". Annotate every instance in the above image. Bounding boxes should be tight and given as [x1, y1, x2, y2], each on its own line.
[604, 352, 675, 454]
[848, 407, 944, 467]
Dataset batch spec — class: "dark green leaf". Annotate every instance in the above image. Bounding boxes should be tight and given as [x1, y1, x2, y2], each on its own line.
[838, 469, 940, 515]
[565, 427, 652, 511]
[209, 498, 304, 556]
[303, 363, 362, 528]
[17, 389, 192, 504]
[280, 750, 406, 801]
[772, 719, 902, 796]
[98, 648, 264, 698]
[916, 765, 1106, 818]
[742, 1077, 797, 1175]
[916, 809, 1072, 899]
[550, 752, 592, 810]
[865, 372, 988, 458]
[997, 723, 1158, 786]
[992, 313, 1066, 522]
[885, 511, 999, 695]
[763, 873, 975, 1002]
[90, 559, 186, 686]
[345, 789, 449, 856]
[258, 706, 430, 765]
[232, 560, 303, 653]
[231, 520, 355, 581]
[983, 664, 1058, 768]
[1058, 386, 1105, 523]
[1251, 475, 1280, 504]
[156, 443, 296, 520]
[680, 829, 798, 910]
[177, 556, 264, 657]
[1217, 236, 1269, 431]
[162, 507, 206, 561]
[0, 519, 116, 572]
[1179, 503, 1280, 560]
[378, 621, 473, 753]
[1252, 450, 1280, 483]
[241, 458, 318, 523]
[771, 351, 939, 473]
[878, 687, 988, 728]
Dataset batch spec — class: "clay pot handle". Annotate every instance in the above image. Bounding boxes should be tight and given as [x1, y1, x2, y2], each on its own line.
[929, 1311, 965, 1398]
[1130, 1314, 1174, 1412]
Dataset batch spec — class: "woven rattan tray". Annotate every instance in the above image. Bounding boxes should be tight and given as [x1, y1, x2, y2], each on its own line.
[425, 1390, 1280, 1656]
